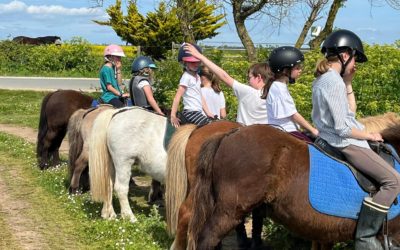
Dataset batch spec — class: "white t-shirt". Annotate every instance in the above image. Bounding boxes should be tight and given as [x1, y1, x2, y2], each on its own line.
[201, 87, 225, 118]
[179, 71, 203, 112]
[137, 79, 150, 89]
[232, 80, 267, 125]
[266, 81, 298, 132]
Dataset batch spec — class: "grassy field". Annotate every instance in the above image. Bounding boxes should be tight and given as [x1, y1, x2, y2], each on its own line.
[0, 89, 171, 249]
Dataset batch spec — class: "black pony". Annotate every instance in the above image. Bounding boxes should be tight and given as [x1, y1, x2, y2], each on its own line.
[13, 36, 61, 45]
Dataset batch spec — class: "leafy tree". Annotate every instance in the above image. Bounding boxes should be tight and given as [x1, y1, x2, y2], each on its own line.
[294, 0, 329, 49]
[94, 0, 225, 59]
[308, 0, 346, 49]
[226, 0, 295, 62]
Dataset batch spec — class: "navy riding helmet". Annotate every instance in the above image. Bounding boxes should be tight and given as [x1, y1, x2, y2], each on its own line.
[131, 56, 157, 74]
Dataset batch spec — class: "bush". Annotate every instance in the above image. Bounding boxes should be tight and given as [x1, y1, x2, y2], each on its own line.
[1, 39, 399, 119]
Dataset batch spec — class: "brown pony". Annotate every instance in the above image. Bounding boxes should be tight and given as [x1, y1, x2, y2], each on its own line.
[166, 120, 242, 249]
[67, 105, 114, 194]
[187, 124, 400, 250]
[37, 90, 93, 169]
[165, 113, 399, 250]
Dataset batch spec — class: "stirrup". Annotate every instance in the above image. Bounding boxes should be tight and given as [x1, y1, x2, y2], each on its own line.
[383, 215, 400, 250]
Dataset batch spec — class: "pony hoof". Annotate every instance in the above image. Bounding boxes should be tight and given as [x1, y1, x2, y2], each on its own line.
[68, 187, 81, 195]
[129, 216, 138, 223]
[148, 199, 164, 207]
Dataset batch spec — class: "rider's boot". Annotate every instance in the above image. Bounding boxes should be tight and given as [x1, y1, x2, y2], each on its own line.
[355, 197, 388, 250]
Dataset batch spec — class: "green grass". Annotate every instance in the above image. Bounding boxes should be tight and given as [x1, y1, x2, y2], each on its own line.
[0, 132, 171, 249]
[0, 90, 47, 128]
[0, 89, 101, 129]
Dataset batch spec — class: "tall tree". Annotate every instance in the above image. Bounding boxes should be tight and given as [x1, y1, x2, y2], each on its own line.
[94, 0, 225, 59]
[294, 0, 329, 48]
[308, 0, 345, 49]
[226, 0, 295, 62]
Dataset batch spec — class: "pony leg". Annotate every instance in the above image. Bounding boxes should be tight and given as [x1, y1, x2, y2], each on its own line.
[148, 179, 164, 206]
[50, 148, 61, 167]
[39, 131, 55, 169]
[48, 128, 66, 167]
[312, 241, 334, 250]
[69, 154, 88, 194]
[196, 207, 243, 250]
[101, 188, 117, 220]
[114, 162, 137, 223]
[171, 195, 194, 250]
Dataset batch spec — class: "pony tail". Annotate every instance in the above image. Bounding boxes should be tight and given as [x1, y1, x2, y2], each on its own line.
[37, 91, 55, 167]
[165, 124, 197, 236]
[67, 109, 87, 183]
[314, 57, 331, 77]
[261, 77, 275, 99]
[187, 132, 228, 250]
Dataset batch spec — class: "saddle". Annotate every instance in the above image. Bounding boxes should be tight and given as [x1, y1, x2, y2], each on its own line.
[314, 137, 399, 196]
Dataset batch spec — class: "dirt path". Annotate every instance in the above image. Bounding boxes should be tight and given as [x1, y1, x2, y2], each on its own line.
[0, 123, 69, 154]
[0, 165, 49, 250]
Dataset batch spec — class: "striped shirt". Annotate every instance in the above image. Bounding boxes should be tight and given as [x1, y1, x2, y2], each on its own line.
[311, 69, 369, 149]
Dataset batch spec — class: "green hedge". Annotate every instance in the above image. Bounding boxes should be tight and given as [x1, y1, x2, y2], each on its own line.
[1, 39, 399, 119]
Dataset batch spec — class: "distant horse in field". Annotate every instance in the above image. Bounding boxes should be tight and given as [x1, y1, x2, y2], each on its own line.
[187, 123, 400, 250]
[67, 105, 114, 194]
[166, 113, 400, 250]
[89, 107, 170, 222]
[37, 90, 93, 169]
[166, 121, 242, 249]
[13, 36, 61, 45]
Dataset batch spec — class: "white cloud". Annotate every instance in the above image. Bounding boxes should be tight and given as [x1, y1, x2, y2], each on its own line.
[357, 28, 378, 32]
[0, 0, 103, 16]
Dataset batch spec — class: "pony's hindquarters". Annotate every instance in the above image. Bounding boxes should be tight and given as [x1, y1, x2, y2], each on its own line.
[187, 133, 228, 250]
[166, 124, 197, 236]
[88, 109, 119, 203]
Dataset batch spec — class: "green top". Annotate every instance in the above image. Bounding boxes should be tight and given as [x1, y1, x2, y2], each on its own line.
[99, 65, 122, 103]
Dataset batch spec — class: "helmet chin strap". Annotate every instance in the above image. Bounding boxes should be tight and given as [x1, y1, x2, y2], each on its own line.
[337, 51, 354, 77]
[185, 65, 199, 74]
[287, 69, 296, 84]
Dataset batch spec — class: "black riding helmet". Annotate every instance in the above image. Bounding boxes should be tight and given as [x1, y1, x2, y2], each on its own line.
[131, 56, 157, 74]
[268, 46, 304, 83]
[321, 29, 367, 76]
[321, 29, 367, 63]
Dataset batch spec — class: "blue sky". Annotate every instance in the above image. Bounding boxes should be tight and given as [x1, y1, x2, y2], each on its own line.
[0, 0, 399, 46]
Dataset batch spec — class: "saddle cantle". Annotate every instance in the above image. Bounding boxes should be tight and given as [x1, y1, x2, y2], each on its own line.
[308, 143, 400, 220]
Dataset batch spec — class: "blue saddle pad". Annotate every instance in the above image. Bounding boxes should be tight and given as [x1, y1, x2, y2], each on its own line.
[308, 144, 400, 220]
[91, 99, 99, 108]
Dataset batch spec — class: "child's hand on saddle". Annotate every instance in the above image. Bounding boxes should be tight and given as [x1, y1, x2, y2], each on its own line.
[171, 115, 180, 128]
[121, 93, 130, 98]
[368, 132, 383, 142]
[310, 128, 319, 138]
